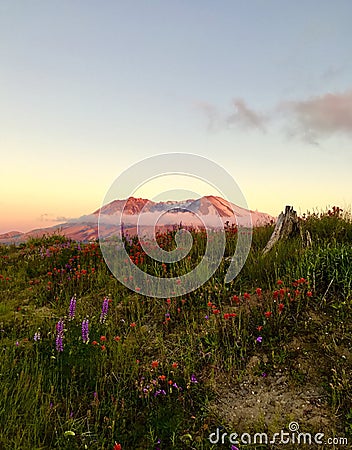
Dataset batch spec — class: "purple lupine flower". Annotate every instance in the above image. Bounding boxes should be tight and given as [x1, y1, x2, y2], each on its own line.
[154, 389, 166, 397]
[55, 335, 63, 352]
[56, 319, 64, 334]
[81, 319, 89, 343]
[190, 374, 198, 384]
[56, 319, 64, 352]
[100, 297, 109, 323]
[256, 336, 263, 343]
[33, 331, 41, 341]
[69, 296, 77, 319]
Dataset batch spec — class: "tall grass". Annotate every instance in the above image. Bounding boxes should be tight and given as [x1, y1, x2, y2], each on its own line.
[0, 209, 351, 448]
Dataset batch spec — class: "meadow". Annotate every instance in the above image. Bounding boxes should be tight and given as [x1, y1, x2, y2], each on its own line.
[0, 207, 351, 449]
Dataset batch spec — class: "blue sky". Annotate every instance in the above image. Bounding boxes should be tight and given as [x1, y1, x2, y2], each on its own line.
[1, 1, 352, 232]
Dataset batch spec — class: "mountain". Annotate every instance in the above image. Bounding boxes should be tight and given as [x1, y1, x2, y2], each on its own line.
[0, 196, 275, 244]
[0, 231, 23, 240]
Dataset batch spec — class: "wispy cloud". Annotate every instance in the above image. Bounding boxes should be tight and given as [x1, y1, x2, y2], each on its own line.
[39, 214, 71, 223]
[320, 65, 345, 82]
[280, 90, 352, 140]
[227, 98, 266, 131]
[196, 98, 266, 132]
[55, 216, 71, 223]
[198, 88, 352, 144]
[195, 101, 220, 131]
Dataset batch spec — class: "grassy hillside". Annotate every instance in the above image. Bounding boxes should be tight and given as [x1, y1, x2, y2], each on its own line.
[0, 208, 351, 449]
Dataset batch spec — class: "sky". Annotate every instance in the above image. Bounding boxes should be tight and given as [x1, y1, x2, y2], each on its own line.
[1, 0, 352, 233]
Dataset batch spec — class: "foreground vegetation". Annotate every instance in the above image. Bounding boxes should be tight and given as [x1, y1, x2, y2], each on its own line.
[0, 208, 351, 449]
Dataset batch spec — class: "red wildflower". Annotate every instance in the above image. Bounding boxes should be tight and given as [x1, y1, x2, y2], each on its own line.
[257, 325, 263, 331]
[172, 362, 178, 369]
[264, 311, 272, 318]
[224, 313, 236, 319]
[207, 301, 213, 307]
[130, 322, 136, 327]
[114, 336, 121, 342]
[232, 295, 240, 304]
[114, 443, 122, 450]
[307, 291, 313, 297]
[92, 340, 98, 346]
[159, 375, 166, 381]
[212, 309, 220, 315]
[100, 336, 107, 342]
[277, 279, 283, 285]
[255, 288, 262, 297]
[151, 360, 159, 368]
[243, 292, 250, 300]
[278, 303, 284, 313]
[101, 345, 106, 351]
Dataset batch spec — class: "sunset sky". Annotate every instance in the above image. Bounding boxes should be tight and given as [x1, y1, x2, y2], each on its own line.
[1, 1, 352, 233]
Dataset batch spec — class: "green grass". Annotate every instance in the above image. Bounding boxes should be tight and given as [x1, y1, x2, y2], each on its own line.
[0, 209, 352, 449]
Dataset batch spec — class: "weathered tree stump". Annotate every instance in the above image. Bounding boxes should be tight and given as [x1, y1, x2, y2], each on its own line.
[263, 205, 300, 255]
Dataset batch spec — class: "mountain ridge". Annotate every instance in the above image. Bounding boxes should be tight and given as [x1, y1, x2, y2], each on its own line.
[0, 196, 275, 243]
